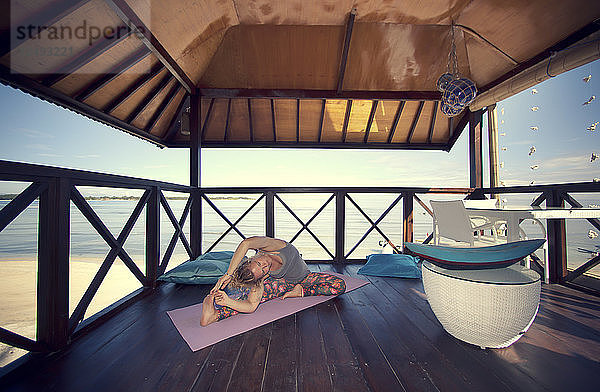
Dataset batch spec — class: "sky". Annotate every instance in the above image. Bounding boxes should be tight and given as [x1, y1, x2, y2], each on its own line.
[0, 59, 598, 195]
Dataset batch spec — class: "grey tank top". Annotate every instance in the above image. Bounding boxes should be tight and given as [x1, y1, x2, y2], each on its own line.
[268, 242, 309, 284]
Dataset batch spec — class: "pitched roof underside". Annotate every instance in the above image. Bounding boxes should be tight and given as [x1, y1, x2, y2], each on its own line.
[1, 0, 599, 150]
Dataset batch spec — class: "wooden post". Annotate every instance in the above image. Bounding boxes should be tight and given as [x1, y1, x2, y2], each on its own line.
[402, 192, 414, 249]
[37, 177, 70, 350]
[265, 191, 275, 237]
[335, 191, 346, 262]
[336, 8, 356, 93]
[146, 186, 160, 288]
[487, 104, 499, 197]
[468, 109, 484, 188]
[190, 93, 202, 257]
[546, 190, 567, 283]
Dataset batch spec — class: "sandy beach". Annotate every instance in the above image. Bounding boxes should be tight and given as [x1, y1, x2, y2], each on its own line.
[0, 257, 144, 367]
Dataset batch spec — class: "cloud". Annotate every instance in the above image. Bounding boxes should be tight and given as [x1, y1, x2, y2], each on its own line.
[75, 154, 101, 159]
[541, 153, 592, 170]
[15, 127, 54, 139]
[501, 152, 599, 185]
[37, 152, 62, 158]
[26, 143, 52, 151]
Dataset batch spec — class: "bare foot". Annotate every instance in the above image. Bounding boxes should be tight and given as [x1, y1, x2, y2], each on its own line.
[200, 294, 218, 326]
[281, 284, 303, 299]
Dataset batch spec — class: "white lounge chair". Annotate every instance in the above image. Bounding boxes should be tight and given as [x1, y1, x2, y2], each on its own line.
[431, 200, 505, 247]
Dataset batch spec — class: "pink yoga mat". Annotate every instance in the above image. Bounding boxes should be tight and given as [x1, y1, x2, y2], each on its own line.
[167, 272, 368, 351]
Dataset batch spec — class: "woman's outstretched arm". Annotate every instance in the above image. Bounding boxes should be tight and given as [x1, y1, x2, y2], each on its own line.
[210, 236, 285, 293]
[214, 284, 264, 313]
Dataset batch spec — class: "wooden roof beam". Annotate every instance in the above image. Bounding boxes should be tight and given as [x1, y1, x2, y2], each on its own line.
[223, 98, 231, 142]
[200, 98, 215, 140]
[337, 8, 356, 93]
[363, 100, 378, 143]
[198, 88, 440, 101]
[406, 101, 424, 143]
[144, 83, 182, 133]
[103, 62, 163, 113]
[341, 99, 352, 142]
[248, 99, 254, 143]
[0, 0, 92, 58]
[105, 0, 194, 93]
[296, 99, 300, 142]
[387, 101, 405, 144]
[270, 99, 277, 141]
[427, 101, 439, 144]
[75, 47, 150, 101]
[43, 27, 133, 86]
[163, 94, 189, 142]
[318, 99, 326, 143]
[126, 73, 172, 123]
[170, 140, 447, 150]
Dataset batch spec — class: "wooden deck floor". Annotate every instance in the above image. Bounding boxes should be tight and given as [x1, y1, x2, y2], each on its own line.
[1, 264, 599, 392]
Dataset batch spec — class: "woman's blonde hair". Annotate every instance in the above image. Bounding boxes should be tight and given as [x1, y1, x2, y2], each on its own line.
[229, 256, 264, 288]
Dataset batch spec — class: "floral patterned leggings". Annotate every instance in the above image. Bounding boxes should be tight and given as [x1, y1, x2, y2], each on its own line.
[216, 272, 346, 321]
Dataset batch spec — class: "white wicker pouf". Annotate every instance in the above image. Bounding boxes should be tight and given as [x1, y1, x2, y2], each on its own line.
[422, 261, 541, 349]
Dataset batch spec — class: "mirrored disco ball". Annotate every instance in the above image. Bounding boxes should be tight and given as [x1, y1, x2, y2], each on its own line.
[440, 101, 463, 117]
[436, 73, 454, 92]
[445, 77, 477, 106]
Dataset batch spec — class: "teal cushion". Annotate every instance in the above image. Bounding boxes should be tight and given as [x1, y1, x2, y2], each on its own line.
[158, 251, 233, 284]
[358, 254, 422, 279]
[404, 239, 545, 270]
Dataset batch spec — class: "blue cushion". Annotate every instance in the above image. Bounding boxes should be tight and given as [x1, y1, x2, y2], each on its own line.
[358, 254, 422, 279]
[404, 239, 545, 270]
[158, 251, 233, 284]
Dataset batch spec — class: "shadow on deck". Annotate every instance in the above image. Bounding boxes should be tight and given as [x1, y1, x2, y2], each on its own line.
[1, 264, 599, 392]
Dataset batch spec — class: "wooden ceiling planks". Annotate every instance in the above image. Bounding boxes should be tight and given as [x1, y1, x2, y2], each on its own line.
[126, 0, 237, 85]
[203, 98, 228, 141]
[141, 80, 181, 132]
[431, 104, 451, 143]
[457, 0, 600, 64]
[461, 31, 514, 88]
[321, 99, 347, 143]
[199, 25, 345, 90]
[151, 87, 186, 137]
[52, 34, 143, 96]
[227, 98, 251, 142]
[249, 98, 275, 142]
[390, 101, 421, 144]
[343, 23, 465, 91]
[8, 0, 122, 78]
[109, 66, 167, 120]
[75, 47, 150, 102]
[369, 100, 401, 143]
[232, 0, 464, 25]
[273, 99, 296, 142]
[298, 99, 322, 142]
[233, 0, 353, 25]
[406, 101, 430, 144]
[345, 99, 372, 143]
[129, 73, 174, 127]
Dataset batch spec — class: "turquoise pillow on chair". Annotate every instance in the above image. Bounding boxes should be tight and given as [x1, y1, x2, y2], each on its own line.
[158, 251, 233, 284]
[358, 254, 422, 279]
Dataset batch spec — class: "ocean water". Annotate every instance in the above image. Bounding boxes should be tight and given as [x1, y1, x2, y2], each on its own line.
[1, 193, 599, 277]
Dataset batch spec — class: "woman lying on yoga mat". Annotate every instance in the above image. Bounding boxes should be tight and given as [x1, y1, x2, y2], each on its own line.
[200, 236, 346, 326]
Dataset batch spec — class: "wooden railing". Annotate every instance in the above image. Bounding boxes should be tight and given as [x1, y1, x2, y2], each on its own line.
[0, 160, 193, 353]
[1, 159, 599, 357]
[198, 187, 471, 262]
[478, 183, 600, 293]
